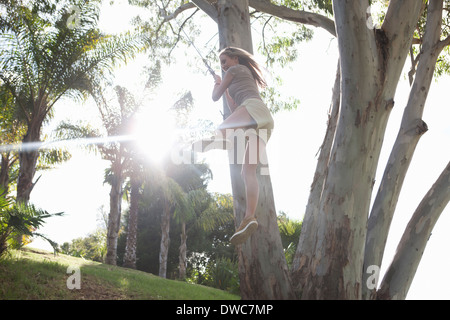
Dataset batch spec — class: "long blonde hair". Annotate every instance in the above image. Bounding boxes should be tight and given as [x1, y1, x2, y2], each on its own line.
[219, 47, 267, 89]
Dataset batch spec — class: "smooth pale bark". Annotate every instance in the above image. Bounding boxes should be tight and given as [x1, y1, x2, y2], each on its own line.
[294, 0, 424, 299]
[363, 0, 444, 299]
[296, 0, 381, 299]
[377, 161, 450, 299]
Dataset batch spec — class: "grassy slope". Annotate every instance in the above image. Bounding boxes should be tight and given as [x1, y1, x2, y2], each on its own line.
[0, 247, 240, 300]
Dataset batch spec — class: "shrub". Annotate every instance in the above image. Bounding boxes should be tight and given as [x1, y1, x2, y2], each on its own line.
[205, 257, 240, 295]
[0, 192, 63, 258]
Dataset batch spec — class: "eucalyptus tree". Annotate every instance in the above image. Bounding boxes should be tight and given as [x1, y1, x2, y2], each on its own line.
[150, 0, 300, 299]
[143, 0, 450, 300]
[0, 0, 142, 205]
[131, 0, 311, 298]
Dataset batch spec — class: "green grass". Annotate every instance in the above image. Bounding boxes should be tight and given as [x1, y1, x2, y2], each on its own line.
[0, 247, 240, 300]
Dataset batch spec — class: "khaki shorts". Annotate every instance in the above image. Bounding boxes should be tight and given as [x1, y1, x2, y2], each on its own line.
[237, 98, 274, 143]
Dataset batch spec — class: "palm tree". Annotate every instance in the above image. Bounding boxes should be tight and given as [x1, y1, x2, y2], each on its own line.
[142, 162, 210, 279]
[155, 172, 190, 279]
[122, 158, 142, 269]
[0, 86, 24, 195]
[178, 190, 234, 280]
[0, 0, 142, 204]
[167, 90, 233, 280]
[277, 212, 302, 268]
[55, 58, 161, 266]
[1, 83, 74, 199]
[161, 161, 236, 280]
[56, 85, 142, 265]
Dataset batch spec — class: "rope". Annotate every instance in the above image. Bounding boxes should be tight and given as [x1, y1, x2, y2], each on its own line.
[172, 17, 216, 78]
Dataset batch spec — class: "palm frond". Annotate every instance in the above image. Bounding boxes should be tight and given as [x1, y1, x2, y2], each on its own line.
[0, 194, 64, 256]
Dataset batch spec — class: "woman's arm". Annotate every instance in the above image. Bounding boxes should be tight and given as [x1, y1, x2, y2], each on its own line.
[212, 71, 234, 102]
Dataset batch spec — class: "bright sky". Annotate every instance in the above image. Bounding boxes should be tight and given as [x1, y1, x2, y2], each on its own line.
[28, 1, 450, 300]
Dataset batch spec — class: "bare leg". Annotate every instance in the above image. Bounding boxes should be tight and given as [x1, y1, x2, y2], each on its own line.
[217, 106, 257, 137]
[242, 133, 266, 220]
[218, 106, 265, 220]
[242, 161, 259, 220]
[229, 134, 266, 245]
[192, 106, 257, 153]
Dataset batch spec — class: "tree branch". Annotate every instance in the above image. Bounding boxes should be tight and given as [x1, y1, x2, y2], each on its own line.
[162, 0, 336, 37]
[381, 0, 425, 91]
[159, 1, 218, 24]
[160, 2, 196, 22]
[248, 0, 336, 37]
[377, 160, 450, 300]
[437, 34, 450, 52]
[191, 0, 218, 23]
[408, 45, 421, 85]
[382, 0, 426, 39]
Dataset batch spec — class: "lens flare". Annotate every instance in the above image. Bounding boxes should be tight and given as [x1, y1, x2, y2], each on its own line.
[133, 107, 177, 164]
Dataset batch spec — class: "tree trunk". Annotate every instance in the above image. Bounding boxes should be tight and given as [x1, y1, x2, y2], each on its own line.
[167, 0, 449, 300]
[291, 60, 340, 293]
[293, 0, 424, 299]
[363, 0, 444, 299]
[296, 1, 382, 299]
[16, 92, 50, 204]
[105, 163, 124, 265]
[17, 121, 42, 204]
[216, 0, 294, 299]
[179, 222, 187, 280]
[123, 170, 140, 269]
[377, 160, 450, 299]
[159, 198, 171, 278]
[0, 154, 11, 196]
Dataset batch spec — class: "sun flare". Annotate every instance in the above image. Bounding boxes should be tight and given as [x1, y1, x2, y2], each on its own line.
[134, 107, 177, 164]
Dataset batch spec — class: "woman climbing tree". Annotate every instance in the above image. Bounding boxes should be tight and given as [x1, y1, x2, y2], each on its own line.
[193, 47, 274, 245]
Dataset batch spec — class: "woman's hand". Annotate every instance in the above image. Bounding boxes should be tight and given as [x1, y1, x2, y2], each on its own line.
[212, 71, 234, 101]
[213, 74, 222, 86]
